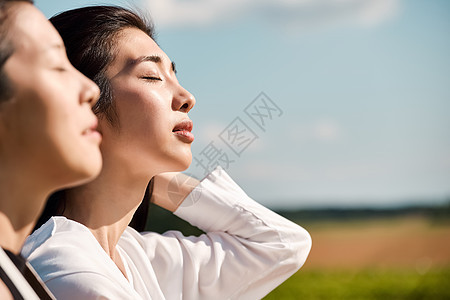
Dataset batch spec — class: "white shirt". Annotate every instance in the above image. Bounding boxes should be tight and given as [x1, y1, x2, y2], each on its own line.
[22, 167, 311, 300]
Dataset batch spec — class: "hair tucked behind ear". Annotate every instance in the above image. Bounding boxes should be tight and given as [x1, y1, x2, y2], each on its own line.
[34, 6, 155, 232]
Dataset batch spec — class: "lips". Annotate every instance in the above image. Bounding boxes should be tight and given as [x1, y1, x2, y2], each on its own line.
[82, 119, 102, 143]
[172, 119, 194, 143]
[172, 119, 193, 133]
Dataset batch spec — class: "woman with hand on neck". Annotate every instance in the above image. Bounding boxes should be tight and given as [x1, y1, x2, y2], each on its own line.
[24, 5, 312, 300]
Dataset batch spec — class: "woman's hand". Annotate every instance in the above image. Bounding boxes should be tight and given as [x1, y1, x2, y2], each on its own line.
[150, 172, 200, 212]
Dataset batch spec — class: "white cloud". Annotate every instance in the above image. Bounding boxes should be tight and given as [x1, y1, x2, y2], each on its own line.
[141, 0, 400, 31]
[312, 119, 342, 142]
[195, 120, 225, 142]
[290, 118, 343, 143]
[232, 160, 312, 182]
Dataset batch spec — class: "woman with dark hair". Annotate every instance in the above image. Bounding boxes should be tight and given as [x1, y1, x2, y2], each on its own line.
[23, 5, 312, 300]
[0, 0, 101, 299]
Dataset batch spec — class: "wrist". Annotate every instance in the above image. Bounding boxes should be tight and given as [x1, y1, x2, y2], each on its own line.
[151, 172, 200, 212]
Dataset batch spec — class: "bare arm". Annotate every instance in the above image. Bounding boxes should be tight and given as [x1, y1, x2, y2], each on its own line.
[141, 167, 312, 299]
[150, 172, 200, 212]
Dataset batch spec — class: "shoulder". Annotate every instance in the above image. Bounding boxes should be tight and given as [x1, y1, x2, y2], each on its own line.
[21, 217, 105, 282]
[22, 216, 93, 258]
[22, 219, 138, 298]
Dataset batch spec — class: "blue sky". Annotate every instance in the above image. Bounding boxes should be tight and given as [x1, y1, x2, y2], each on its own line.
[36, 0, 450, 208]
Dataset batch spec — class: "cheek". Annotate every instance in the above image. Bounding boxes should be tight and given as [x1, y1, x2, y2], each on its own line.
[115, 88, 170, 140]
[43, 89, 77, 128]
[32, 77, 77, 130]
[15, 89, 63, 137]
[43, 104, 78, 152]
[40, 84, 86, 147]
[7, 70, 82, 153]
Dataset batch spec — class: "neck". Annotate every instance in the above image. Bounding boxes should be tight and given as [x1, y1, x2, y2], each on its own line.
[0, 171, 49, 254]
[0, 213, 34, 255]
[63, 157, 153, 257]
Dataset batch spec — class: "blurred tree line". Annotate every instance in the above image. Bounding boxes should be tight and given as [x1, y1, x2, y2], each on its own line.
[144, 199, 450, 234]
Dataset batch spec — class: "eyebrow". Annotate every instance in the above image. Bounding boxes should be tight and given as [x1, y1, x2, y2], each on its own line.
[132, 55, 177, 74]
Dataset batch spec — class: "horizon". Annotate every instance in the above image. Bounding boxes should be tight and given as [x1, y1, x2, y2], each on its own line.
[36, 0, 450, 209]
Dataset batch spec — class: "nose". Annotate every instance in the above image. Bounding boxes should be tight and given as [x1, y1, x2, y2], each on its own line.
[80, 76, 100, 107]
[172, 84, 195, 113]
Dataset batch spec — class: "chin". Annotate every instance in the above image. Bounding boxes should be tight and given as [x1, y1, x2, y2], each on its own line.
[175, 158, 192, 172]
[83, 152, 103, 177]
[168, 153, 192, 172]
[65, 156, 103, 188]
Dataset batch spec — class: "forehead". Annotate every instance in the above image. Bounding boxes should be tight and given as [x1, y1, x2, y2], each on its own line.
[116, 27, 164, 58]
[107, 28, 169, 75]
[6, 3, 62, 56]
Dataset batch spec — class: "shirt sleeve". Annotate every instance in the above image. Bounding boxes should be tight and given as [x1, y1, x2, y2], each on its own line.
[141, 166, 312, 300]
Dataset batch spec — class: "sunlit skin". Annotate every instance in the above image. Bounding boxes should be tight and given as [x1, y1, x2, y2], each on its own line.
[63, 28, 197, 278]
[0, 3, 101, 298]
[1, 7, 102, 192]
[0, 1, 102, 257]
[104, 28, 196, 177]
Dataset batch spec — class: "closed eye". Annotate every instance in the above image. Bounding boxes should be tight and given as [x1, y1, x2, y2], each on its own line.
[54, 67, 67, 72]
[142, 76, 162, 81]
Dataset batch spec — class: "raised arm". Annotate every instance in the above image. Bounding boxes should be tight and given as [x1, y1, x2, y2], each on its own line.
[140, 167, 312, 299]
[150, 171, 200, 212]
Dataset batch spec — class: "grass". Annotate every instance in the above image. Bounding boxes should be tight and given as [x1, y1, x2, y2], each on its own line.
[263, 215, 450, 299]
[145, 206, 450, 299]
[263, 268, 450, 299]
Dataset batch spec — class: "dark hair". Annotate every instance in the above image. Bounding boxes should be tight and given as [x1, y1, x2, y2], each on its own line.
[50, 5, 154, 125]
[0, 0, 34, 101]
[35, 6, 155, 232]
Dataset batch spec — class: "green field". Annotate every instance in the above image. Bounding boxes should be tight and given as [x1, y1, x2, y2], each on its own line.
[263, 213, 450, 299]
[264, 268, 450, 299]
[147, 205, 450, 299]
